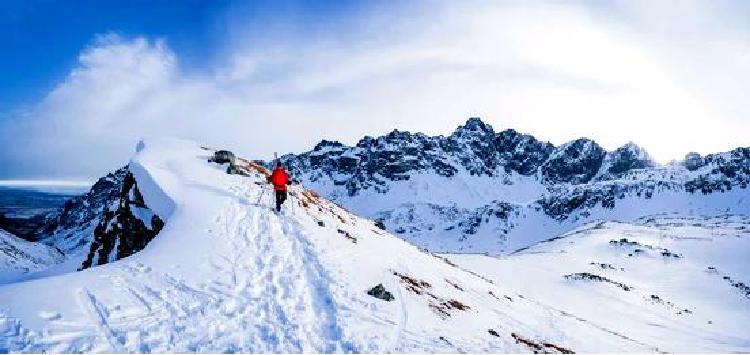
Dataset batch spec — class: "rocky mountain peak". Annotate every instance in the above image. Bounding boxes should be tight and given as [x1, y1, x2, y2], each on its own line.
[602, 142, 656, 177]
[684, 152, 704, 171]
[452, 117, 495, 138]
[494, 129, 555, 176]
[312, 139, 346, 152]
[541, 138, 606, 184]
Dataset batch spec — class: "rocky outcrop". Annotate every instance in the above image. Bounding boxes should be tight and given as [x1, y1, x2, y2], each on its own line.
[80, 170, 164, 270]
[538, 180, 681, 221]
[36, 167, 128, 253]
[598, 142, 656, 179]
[209, 150, 245, 175]
[494, 129, 555, 175]
[684, 152, 705, 171]
[685, 147, 750, 193]
[541, 139, 606, 185]
[366, 283, 395, 301]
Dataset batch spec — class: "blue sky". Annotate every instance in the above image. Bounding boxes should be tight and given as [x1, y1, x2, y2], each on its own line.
[0, 0, 224, 108]
[0, 0, 370, 108]
[1, 0, 748, 180]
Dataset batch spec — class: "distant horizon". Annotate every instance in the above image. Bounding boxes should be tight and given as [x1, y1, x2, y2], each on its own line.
[0, 180, 93, 187]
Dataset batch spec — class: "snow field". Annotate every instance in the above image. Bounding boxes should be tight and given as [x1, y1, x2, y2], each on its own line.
[450, 216, 750, 352]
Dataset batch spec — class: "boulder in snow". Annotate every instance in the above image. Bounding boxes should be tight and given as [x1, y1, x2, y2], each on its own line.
[367, 283, 395, 301]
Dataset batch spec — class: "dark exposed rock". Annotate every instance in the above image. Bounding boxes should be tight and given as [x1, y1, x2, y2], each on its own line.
[495, 129, 555, 175]
[511, 332, 575, 354]
[684, 152, 704, 171]
[564, 272, 632, 291]
[367, 283, 395, 301]
[0, 212, 50, 242]
[34, 167, 128, 253]
[541, 139, 606, 184]
[600, 143, 656, 178]
[209, 150, 247, 176]
[209, 150, 236, 165]
[538, 180, 678, 221]
[684, 147, 750, 194]
[80, 170, 164, 270]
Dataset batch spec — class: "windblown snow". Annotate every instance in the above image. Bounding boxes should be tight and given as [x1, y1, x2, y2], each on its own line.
[0, 138, 748, 353]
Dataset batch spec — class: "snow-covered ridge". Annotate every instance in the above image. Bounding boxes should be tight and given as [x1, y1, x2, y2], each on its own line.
[2, 137, 691, 353]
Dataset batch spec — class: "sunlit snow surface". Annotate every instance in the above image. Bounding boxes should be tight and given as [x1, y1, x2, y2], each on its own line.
[0, 138, 747, 353]
[450, 216, 750, 353]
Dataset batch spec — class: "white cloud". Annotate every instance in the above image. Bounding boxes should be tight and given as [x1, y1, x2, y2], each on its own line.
[1, 1, 748, 179]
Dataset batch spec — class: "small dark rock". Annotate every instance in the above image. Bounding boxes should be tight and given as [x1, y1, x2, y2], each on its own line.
[210, 150, 236, 165]
[367, 283, 394, 301]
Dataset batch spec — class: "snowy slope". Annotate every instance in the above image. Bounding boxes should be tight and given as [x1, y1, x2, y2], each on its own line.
[398, 183, 750, 255]
[0, 228, 63, 284]
[449, 216, 750, 353]
[0, 138, 698, 353]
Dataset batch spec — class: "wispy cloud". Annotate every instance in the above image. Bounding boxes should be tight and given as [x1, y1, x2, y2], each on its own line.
[1, 1, 748, 179]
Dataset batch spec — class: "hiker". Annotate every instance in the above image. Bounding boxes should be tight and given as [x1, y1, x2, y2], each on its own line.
[267, 161, 290, 212]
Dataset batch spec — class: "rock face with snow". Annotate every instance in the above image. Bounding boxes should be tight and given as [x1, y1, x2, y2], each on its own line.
[80, 170, 164, 270]
[278, 118, 658, 196]
[494, 128, 555, 175]
[540, 138, 606, 184]
[278, 118, 561, 199]
[35, 167, 128, 254]
[598, 142, 656, 179]
[684, 147, 750, 193]
[274, 117, 750, 254]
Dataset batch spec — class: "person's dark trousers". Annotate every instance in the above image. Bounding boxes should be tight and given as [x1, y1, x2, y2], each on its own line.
[275, 190, 287, 211]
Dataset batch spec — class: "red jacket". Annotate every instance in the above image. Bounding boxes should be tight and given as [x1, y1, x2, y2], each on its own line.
[268, 166, 289, 191]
